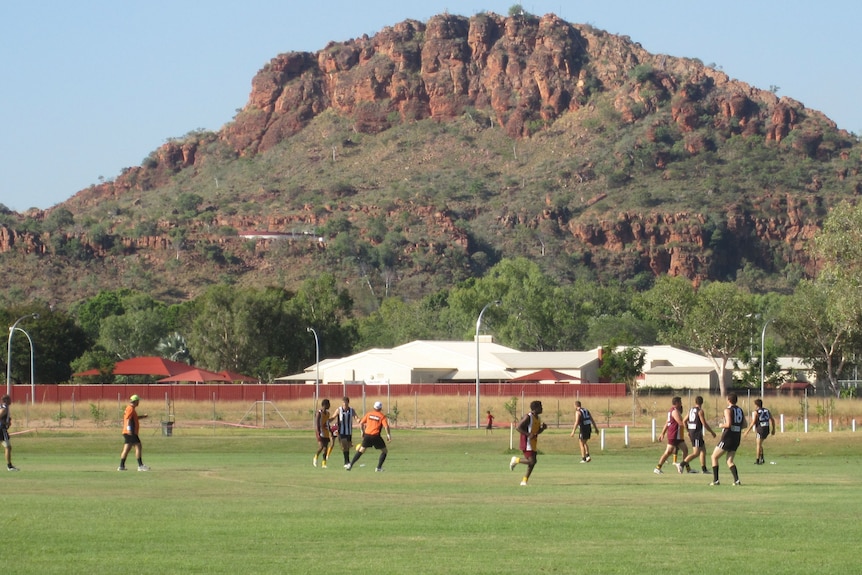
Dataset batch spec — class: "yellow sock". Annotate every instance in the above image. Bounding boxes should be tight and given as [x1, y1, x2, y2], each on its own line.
[522, 477, 528, 483]
[673, 454, 678, 464]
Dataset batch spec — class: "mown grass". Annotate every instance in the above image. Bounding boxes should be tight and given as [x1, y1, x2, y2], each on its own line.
[3, 426, 860, 574]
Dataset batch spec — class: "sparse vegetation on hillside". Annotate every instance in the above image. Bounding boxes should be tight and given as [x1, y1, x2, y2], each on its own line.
[0, 11, 860, 312]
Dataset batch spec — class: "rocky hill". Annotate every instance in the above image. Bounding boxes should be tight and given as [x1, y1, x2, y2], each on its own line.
[1, 11, 860, 309]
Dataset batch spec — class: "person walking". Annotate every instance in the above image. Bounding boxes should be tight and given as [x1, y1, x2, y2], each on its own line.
[485, 410, 495, 435]
[509, 400, 547, 486]
[710, 393, 746, 486]
[334, 396, 358, 467]
[655, 397, 688, 474]
[570, 400, 599, 463]
[119, 394, 149, 471]
[313, 399, 332, 468]
[0, 395, 19, 471]
[346, 401, 391, 472]
[744, 398, 776, 464]
[681, 395, 716, 473]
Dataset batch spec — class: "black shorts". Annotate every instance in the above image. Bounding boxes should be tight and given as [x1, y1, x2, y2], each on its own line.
[360, 434, 387, 450]
[123, 434, 141, 445]
[755, 426, 770, 439]
[717, 433, 741, 453]
[339, 434, 353, 444]
[688, 431, 705, 448]
[0, 427, 9, 446]
[579, 428, 592, 441]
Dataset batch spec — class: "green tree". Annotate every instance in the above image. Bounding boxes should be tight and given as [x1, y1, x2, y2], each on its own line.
[72, 289, 134, 340]
[598, 344, 646, 398]
[97, 306, 169, 359]
[43, 207, 75, 232]
[156, 332, 191, 363]
[2, 305, 89, 384]
[683, 282, 754, 396]
[183, 285, 309, 379]
[584, 311, 657, 349]
[776, 279, 857, 395]
[290, 274, 356, 361]
[634, 275, 697, 346]
[792, 200, 862, 395]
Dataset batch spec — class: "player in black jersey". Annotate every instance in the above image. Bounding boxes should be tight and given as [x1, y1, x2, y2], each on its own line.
[710, 393, 746, 486]
[570, 401, 599, 463]
[681, 395, 716, 473]
[744, 398, 775, 464]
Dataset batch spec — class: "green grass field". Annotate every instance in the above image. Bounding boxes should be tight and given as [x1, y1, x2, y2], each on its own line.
[5, 426, 860, 574]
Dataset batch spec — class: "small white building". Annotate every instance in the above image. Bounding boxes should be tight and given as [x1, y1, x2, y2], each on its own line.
[637, 345, 726, 391]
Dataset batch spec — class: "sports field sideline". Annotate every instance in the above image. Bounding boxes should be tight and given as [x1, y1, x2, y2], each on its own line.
[4, 420, 860, 575]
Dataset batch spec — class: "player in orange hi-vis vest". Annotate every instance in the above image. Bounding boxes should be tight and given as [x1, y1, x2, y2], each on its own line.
[345, 401, 391, 472]
[119, 395, 149, 471]
[509, 400, 547, 486]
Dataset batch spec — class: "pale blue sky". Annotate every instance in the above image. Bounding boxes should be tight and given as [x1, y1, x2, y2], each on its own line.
[1, 1, 859, 212]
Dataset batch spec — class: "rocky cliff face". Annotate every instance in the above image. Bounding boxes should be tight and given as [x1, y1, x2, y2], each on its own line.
[11, 11, 861, 303]
[222, 12, 830, 153]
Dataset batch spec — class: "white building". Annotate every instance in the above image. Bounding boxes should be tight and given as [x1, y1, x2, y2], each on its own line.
[277, 340, 717, 388]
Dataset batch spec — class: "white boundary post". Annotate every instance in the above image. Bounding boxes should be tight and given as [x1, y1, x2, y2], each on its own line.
[624, 425, 629, 447]
[600, 428, 605, 451]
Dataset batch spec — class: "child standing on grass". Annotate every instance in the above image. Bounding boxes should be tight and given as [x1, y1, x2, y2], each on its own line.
[485, 410, 494, 434]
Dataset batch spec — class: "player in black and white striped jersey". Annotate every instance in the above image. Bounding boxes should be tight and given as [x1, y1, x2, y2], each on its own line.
[334, 397, 358, 468]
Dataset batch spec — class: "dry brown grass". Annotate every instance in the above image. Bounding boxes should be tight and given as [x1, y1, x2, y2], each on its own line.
[10, 393, 861, 432]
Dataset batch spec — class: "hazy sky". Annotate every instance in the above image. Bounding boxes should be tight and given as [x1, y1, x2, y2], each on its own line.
[2, 1, 859, 212]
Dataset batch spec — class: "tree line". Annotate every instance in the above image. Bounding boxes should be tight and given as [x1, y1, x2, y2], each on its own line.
[4, 201, 862, 397]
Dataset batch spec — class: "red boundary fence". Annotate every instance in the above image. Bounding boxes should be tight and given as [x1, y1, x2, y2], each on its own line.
[17, 382, 627, 403]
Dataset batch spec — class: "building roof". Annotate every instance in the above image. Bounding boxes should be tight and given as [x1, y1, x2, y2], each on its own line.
[646, 365, 717, 375]
[493, 350, 599, 370]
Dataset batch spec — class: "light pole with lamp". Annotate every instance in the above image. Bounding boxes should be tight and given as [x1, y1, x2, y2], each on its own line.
[13, 328, 34, 405]
[475, 301, 500, 429]
[6, 313, 38, 397]
[307, 327, 320, 402]
[760, 318, 775, 398]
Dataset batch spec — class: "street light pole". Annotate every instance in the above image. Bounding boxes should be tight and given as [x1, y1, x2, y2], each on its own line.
[13, 328, 34, 405]
[307, 327, 320, 402]
[6, 313, 38, 397]
[760, 318, 775, 398]
[475, 301, 500, 429]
